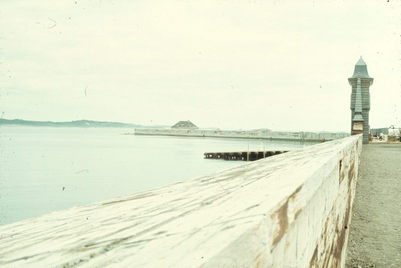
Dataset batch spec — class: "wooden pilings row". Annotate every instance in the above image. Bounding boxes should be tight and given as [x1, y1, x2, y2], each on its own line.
[204, 151, 288, 161]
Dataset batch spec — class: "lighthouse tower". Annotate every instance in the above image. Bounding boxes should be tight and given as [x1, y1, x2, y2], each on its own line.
[349, 57, 373, 144]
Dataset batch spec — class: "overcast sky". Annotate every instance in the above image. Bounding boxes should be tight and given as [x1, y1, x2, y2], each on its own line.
[1, 0, 400, 131]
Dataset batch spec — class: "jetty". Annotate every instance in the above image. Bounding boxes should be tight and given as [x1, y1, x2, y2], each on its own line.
[204, 150, 288, 161]
[134, 127, 349, 142]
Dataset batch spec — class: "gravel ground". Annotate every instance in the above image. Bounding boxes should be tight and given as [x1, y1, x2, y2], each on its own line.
[346, 144, 401, 268]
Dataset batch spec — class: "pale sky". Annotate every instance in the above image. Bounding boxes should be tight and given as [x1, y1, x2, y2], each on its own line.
[1, 0, 400, 131]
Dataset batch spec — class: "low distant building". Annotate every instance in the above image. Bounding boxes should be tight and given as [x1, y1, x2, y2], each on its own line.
[171, 120, 198, 129]
[371, 127, 400, 137]
[370, 128, 389, 136]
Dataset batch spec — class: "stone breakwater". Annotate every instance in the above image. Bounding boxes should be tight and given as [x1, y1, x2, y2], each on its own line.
[0, 135, 361, 267]
[134, 128, 349, 142]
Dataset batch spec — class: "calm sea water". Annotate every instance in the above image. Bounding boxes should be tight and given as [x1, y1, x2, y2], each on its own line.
[0, 126, 316, 225]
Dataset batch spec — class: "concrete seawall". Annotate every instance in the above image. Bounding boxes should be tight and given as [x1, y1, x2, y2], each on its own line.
[134, 128, 349, 142]
[0, 135, 362, 267]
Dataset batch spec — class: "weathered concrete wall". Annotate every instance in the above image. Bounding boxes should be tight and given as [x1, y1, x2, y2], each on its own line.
[135, 128, 349, 142]
[0, 135, 362, 268]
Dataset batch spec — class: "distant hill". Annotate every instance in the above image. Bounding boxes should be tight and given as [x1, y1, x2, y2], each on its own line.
[0, 119, 168, 128]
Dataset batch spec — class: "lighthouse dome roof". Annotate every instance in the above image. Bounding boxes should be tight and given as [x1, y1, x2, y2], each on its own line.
[351, 57, 371, 78]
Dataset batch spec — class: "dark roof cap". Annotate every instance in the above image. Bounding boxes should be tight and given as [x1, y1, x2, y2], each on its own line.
[351, 57, 371, 78]
[355, 57, 366, 66]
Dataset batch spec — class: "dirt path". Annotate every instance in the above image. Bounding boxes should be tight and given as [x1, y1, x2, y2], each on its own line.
[346, 144, 401, 267]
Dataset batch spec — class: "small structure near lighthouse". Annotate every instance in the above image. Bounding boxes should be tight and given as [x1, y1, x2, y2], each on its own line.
[349, 57, 373, 144]
[171, 120, 198, 129]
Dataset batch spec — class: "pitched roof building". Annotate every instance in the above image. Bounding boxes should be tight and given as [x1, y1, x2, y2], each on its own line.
[171, 120, 198, 129]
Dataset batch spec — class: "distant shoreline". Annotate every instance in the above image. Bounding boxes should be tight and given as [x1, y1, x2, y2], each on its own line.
[0, 118, 167, 129]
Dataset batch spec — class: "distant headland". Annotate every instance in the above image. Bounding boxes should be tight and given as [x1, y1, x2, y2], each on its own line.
[0, 118, 167, 128]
